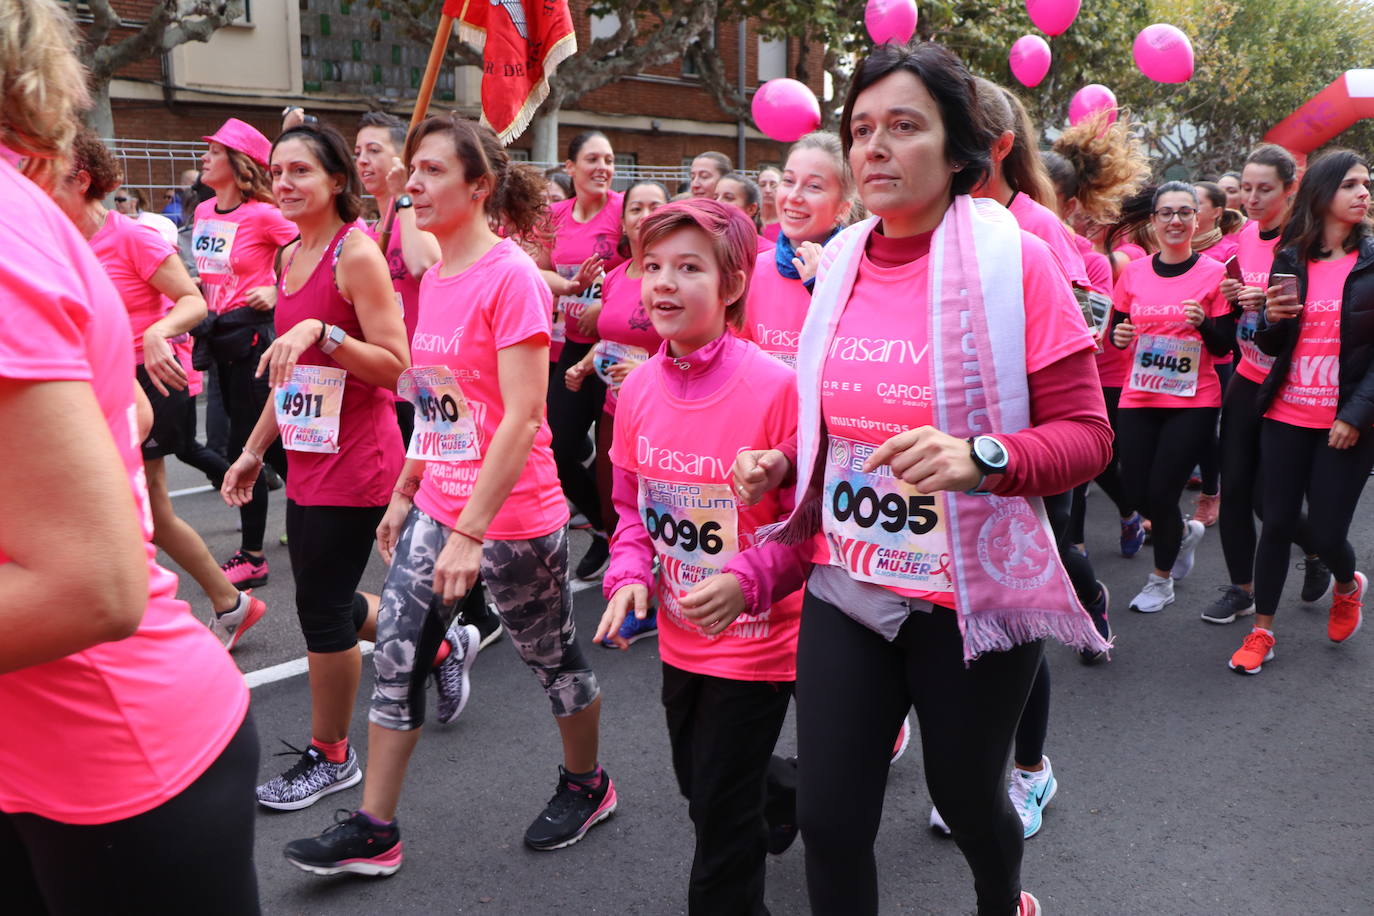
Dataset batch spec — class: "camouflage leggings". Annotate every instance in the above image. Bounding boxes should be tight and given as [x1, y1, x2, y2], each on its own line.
[370, 507, 599, 730]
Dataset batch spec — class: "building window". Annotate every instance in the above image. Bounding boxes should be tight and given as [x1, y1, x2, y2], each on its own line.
[757, 36, 787, 84]
[299, 0, 449, 100]
[590, 11, 619, 42]
[681, 25, 714, 78]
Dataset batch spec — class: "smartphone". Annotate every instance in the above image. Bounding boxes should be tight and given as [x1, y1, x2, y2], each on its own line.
[1272, 273, 1300, 302]
[1224, 255, 1243, 282]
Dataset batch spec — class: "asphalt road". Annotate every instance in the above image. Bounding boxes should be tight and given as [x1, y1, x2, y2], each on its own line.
[160, 453, 1374, 916]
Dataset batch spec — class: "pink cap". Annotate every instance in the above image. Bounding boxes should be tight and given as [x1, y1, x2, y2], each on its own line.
[202, 118, 272, 167]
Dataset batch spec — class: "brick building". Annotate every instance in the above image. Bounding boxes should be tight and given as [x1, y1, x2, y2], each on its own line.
[88, 0, 826, 193]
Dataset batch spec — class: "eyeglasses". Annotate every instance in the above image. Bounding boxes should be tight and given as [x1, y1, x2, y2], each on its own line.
[1153, 207, 1197, 222]
[113, 196, 128, 203]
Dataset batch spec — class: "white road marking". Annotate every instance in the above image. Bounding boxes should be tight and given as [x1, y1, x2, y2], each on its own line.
[169, 484, 215, 498]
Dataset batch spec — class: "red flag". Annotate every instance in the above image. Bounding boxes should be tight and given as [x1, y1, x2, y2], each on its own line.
[443, 0, 577, 144]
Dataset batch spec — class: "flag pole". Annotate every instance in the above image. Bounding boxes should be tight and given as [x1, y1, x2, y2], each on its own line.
[378, 9, 456, 252]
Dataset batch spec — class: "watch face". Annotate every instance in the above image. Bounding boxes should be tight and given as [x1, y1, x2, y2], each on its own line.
[396, 195, 413, 208]
[976, 437, 1007, 468]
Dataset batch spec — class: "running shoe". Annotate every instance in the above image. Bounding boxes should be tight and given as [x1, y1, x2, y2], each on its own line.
[261, 463, 285, 492]
[1018, 890, 1043, 916]
[1192, 491, 1219, 528]
[1079, 581, 1112, 665]
[929, 805, 952, 837]
[284, 810, 403, 877]
[524, 766, 617, 850]
[434, 623, 480, 725]
[1008, 758, 1057, 839]
[1228, 627, 1275, 675]
[1329, 571, 1367, 644]
[568, 512, 592, 531]
[1300, 557, 1334, 603]
[1170, 519, 1206, 580]
[208, 590, 266, 651]
[461, 596, 505, 651]
[1119, 512, 1146, 558]
[257, 743, 362, 811]
[221, 550, 268, 589]
[1200, 585, 1255, 625]
[891, 714, 911, 765]
[602, 608, 658, 648]
[575, 535, 610, 581]
[1186, 472, 1203, 491]
[1129, 573, 1174, 613]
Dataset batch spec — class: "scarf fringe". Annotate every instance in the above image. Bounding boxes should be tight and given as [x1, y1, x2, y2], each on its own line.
[755, 490, 821, 547]
[960, 607, 1113, 665]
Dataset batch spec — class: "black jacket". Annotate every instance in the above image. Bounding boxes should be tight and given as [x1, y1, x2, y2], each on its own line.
[1255, 236, 1374, 428]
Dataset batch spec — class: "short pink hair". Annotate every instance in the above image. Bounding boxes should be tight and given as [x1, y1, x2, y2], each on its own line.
[639, 198, 758, 330]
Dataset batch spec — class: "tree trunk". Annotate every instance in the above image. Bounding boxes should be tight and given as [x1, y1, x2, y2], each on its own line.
[530, 106, 561, 165]
[85, 81, 117, 138]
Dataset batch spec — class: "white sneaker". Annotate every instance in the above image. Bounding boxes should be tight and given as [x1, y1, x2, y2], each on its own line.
[1129, 573, 1175, 613]
[1170, 519, 1205, 580]
[1008, 757, 1057, 838]
[928, 805, 952, 837]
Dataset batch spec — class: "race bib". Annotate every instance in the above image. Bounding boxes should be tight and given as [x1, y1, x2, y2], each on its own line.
[1129, 333, 1202, 397]
[592, 340, 649, 390]
[639, 477, 740, 632]
[763, 350, 798, 369]
[551, 304, 566, 345]
[275, 365, 345, 453]
[556, 264, 603, 336]
[192, 219, 239, 277]
[397, 366, 480, 462]
[1236, 310, 1275, 373]
[822, 435, 952, 591]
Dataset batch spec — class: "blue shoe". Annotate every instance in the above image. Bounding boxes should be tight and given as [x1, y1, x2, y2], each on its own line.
[601, 609, 658, 647]
[1119, 512, 1145, 558]
[1008, 757, 1057, 839]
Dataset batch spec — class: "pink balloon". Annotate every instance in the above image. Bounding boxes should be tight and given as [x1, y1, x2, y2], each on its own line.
[752, 79, 822, 143]
[1009, 35, 1052, 88]
[1068, 84, 1118, 126]
[1133, 23, 1194, 83]
[865, 0, 918, 45]
[1025, 0, 1080, 36]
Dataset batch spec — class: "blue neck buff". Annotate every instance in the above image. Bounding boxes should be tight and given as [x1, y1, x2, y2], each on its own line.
[775, 226, 842, 290]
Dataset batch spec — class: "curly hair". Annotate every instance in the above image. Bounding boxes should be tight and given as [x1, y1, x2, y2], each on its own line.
[68, 129, 122, 200]
[1051, 110, 1150, 226]
[226, 147, 275, 204]
[0, 0, 90, 189]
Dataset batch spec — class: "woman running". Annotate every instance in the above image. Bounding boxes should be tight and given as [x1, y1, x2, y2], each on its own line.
[283, 115, 612, 874]
[1229, 149, 1374, 674]
[564, 179, 670, 647]
[222, 123, 409, 810]
[1110, 182, 1233, 613]
[539, 131, 624, 580]
[733, 42, 1111, 916]
[53, 130, 267, 651]
[193, 117, 299, 588]
[1, 3, 258, 909]
[758, 165, 782, 241]
[594, 198, 804, 914]
[1205, 144, 1329, 625]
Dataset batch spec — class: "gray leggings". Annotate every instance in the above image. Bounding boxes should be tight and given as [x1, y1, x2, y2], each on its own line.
[370, 507, 599, 730]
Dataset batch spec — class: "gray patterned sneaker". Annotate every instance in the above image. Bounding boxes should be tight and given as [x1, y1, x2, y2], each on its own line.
[256, 743, 362, 811]
[434, 623, 480, 725]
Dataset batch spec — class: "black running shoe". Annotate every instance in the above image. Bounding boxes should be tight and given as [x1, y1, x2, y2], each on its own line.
[524, 766, 617, 850]
[575, 535, 610, 581]
[1079, 581, 1112, 665]
[1201, 585, 1256, 625]
[1300, 557, 1334, 603]
[459, 583, 505, 650]
[284, 809, 403, 877]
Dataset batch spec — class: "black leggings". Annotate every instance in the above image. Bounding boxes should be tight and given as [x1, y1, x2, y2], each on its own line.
[1, 709, 260, 915]
[1218, 373, 1316, 586]
[1197, 362, 1233, 495]
[548, 341, 607, 533]
[286, 500, 386, 653]
[1253, 419, 1374, 616]
[1069, 386, 1133, 544]
[172, 391, 231, 488]
[217, 352, 287, 553]
[796, 592, 1043, 916]
[1116, 406, 1219, 571]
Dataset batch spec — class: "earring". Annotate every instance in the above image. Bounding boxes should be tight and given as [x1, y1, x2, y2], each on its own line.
[472, 192, 480, 200]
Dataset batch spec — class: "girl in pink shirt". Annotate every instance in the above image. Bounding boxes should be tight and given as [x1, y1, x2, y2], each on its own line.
[758, 165, 782, 240]
[1232, 149, 1374, 675]
[284, 115, 612, 876]
[595, 200, 806, 913]
[221, 123, 409, 812]
[1110, 183, 1234, 614]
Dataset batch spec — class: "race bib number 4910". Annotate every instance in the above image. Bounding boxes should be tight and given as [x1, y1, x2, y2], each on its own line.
[275, 365, 345, 453]
[397, 366, 481, 462]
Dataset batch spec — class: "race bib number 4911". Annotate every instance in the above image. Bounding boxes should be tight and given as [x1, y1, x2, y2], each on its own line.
[275, 365, 345, 453]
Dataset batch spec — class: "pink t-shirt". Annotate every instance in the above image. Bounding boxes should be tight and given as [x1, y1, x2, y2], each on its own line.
[1075, 234, 1129, 388]
[741, 249, 810, 369]
[549, 192, 625, 345]
[0, 155, 248, 824]
[1266, 251, 1357, 429]
[89, 210, 177, 362]
[822, 231, 1094, 606]
[413, 239, 569, 539]
[1114, 255, 1230, 409]
[1009, 193, 1090, 286]
[192, 197, 297, 315]
[761, 222, 781, 242]
[1199, 234, 1239, 264]
[1115, 242, 1149, 262]
[610, 341, 801, 681]
[595, 261, 660, 416]
[1234, 222, 1283, 384]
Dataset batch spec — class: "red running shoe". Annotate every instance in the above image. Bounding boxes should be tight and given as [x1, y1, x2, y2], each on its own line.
[1329, 571, 1366, 643]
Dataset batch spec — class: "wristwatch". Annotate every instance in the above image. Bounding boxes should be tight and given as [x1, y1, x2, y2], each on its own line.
[394, 194, 414, 209]
[319, 323, 347, 355]
[966, 435, 1009, 496]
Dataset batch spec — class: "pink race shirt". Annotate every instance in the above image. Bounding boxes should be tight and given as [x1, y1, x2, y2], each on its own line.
[741, 249, 810, 369]
[1115, 242, 1149, 262]
[192, 197, 297, 315]
[595, 261, 660, 416]
[1114, 255, 1230, 409]
[611, 343, 801, 681]
[550, 192, 625, 345]
[413, 239, 569, 539]
[1233, 221, 1283, 384]
[1074, 234, 1129, 388]
[89, 210, 178, 362]
[1200, 234, 1239, 264]
[0, 155, 248, 824]
[1266, 251, 1357, 429]
[822, 232, 1093, 606]
[1009, 193, 1090, 286]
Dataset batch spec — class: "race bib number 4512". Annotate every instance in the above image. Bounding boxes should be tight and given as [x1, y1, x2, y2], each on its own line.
[275, 365, 345, 453]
